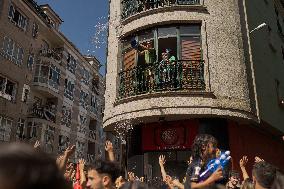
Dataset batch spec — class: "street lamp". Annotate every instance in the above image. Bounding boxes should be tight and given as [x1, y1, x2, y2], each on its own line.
[249, 23, 267, 34]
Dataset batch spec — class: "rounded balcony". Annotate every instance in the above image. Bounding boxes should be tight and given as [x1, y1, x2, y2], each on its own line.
[104, 0, 258, 129]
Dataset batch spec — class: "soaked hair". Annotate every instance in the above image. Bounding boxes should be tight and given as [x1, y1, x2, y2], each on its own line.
[0, 143, 71, 189]
[252, 161, 276, 188]
[88, 160, 120, 183]
[271, 171, 284, 189]
[120, 181, 149, 189]
[241, 178, 254, 189]
[191, 134, 217, 160]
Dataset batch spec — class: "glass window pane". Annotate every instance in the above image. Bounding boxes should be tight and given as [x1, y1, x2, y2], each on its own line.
[3, 37, 9, 53]
[158, 27, 176, 38]
[180, 25, 201, 35]
[138, 29, 154, 42]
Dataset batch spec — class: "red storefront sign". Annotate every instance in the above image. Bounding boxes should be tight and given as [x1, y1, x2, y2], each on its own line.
[142, 119, 198, 151]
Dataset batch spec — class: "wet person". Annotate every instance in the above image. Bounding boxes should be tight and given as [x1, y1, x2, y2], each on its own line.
[86, 160, 120, 189]
[184, 134, 223, 189]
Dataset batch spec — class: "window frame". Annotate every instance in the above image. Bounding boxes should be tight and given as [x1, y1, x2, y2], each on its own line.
[120, 24, 202, 70]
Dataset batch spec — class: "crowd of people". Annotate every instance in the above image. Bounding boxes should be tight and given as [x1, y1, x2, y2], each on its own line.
[0, 134, 283, 189]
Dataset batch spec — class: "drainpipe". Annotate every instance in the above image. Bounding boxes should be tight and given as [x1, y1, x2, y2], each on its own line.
[242, 0, 260, 123]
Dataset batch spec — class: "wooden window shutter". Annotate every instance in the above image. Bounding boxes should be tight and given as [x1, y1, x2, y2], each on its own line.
[123, 48, 136, 70]
[181, 36, 201, 61]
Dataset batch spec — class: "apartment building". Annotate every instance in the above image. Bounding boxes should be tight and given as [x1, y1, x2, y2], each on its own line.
[0, 0, 105, 163]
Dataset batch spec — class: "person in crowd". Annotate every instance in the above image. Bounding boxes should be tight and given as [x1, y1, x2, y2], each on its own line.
[0, 143, 71, 189]
[238, 156, 253, 189]
[252, 161, 277, 189]
[271, 171, 284, 189]
[226, 170, 240, 189]
[241, 179, 254, 189]
[86, 160, 120, 189]
[120, 181, 149, 189]
[79, 158, 87, 187]
[184, 134, 223, 189]
[115, 176, 127, 189]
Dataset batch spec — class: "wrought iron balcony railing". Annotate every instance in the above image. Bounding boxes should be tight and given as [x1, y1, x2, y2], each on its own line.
[89, 130, 97, 141]
[121, 0, 201, 19]
[29, 102, 57, 123]
[39, 48, 63, 64]
[118, 60, 205, 99]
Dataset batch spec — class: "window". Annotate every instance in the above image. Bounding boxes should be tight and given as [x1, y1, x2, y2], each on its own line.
[32, 22, 39, 38]
[0, 116, 12, 142]
[0, 75, 17, 102]
[64, 78, 75, 101]
[44, 125, 55, 153]
[91, 78, 99, 95]
[79, 114, 87, 126]
[8, 4, 28, 30]
[78, 114, 88, 135]
[81, 67, 90, 85]
[80, 90, 89, 110]
[34, 62, 60, 91]
[21, 84, 30, 103]
[67, 53, 77, 74]
[90, 95, 98, 114]
[75, 141, 86, 160]
[27, 54, 34, 70]
[16, 118, 25, 140]
[49, 64, 61, 89]
[58, 135, 70, 153]
[121, 24, 201, 67]
[121, 36, 137, 71]
[1, 36, 24, 65]
[27, 121, 37, 139]
[61, 105, 72, 128]
[119, 24, 203, 97]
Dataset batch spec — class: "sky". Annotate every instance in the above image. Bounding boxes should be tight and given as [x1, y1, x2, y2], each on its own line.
[36, 0, 109, 75]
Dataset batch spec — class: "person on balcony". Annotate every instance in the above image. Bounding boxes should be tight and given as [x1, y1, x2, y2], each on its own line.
[157, 49, 176, 89]
[137, 40, 156, 92]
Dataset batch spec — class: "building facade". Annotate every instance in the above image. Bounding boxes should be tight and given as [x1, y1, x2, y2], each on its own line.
[0, 0, 105, 163]
[105, 0, 284, 178]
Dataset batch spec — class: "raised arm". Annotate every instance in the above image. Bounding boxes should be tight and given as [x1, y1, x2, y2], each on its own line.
[190, 167, 223, 189]
[239, 156, 249, 180]
[159, 155, 167, 181]
[105, 140, 115, 162]
[79, 158, 87, 187]
[59, 145, 75, 171]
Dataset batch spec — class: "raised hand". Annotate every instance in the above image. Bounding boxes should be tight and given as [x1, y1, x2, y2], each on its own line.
[79, 158, 86, 171]
[64, 145, 76, 157]
[128, 172, 135, 181]
[255, 156, 264, 163]
[239, 156, 248, 168]
[33, 140, 41, 149]
[105, 140, 114, 152]
[159, 155, 166, 166]
[165, 175, 173, 184]
[187, 156, 193, 165]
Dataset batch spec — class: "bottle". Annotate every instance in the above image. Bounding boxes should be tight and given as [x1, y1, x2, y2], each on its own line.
[73, 163, 82, 189]
[199, 159, 220, 181]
